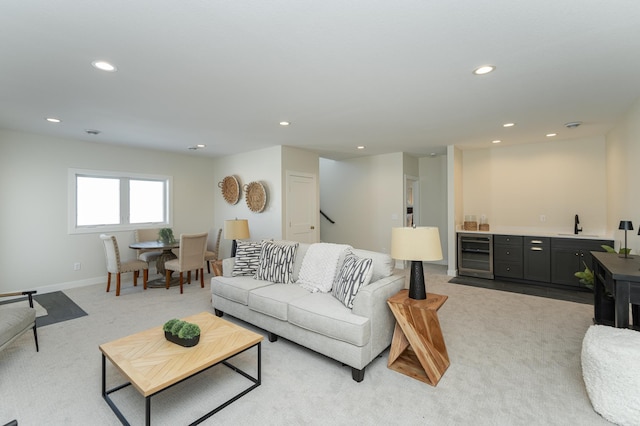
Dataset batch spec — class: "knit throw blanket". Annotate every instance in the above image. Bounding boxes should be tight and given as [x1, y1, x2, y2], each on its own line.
[297, 243, 351, 293]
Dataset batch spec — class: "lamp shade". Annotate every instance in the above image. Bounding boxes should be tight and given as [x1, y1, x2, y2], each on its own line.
[619, 220, 634, 231]
[224, 219, 250, 240]
[391, 226, 443, 261]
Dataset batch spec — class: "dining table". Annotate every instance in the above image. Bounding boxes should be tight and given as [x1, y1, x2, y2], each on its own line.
[129, 240, 180, 287]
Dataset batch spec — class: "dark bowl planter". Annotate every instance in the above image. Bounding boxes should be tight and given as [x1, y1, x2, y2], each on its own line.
[164, 330, 200, 347]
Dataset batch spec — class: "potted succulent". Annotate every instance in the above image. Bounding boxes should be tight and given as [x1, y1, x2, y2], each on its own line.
[158, 228, 176, 244]
[163, 318, 201, 347]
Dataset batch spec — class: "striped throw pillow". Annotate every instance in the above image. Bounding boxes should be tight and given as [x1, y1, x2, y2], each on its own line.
[255, 241, 299, 283]
[231, 241, 264, 276]
[332, 252, 373, 308]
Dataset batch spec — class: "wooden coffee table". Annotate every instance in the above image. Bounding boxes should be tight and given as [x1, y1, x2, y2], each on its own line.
[100, 311, 263, 425]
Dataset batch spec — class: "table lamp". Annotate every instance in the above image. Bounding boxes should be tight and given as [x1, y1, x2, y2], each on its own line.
[391, 226, 443, 300]
[619, 220, 633, 259]
[224, 219, 250, 257]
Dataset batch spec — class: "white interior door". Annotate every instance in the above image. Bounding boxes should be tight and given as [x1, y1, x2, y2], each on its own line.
[286, 171, 318, 243]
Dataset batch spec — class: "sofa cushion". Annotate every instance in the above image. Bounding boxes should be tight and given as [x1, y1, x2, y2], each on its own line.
[297, 243, 351, 293]
[248, 284, 311, 320]
[288, 293, 371, 347]
[231, 241, 264, 276]
[332, 252, 373, 308]
[211, 276, 273, 305]
[352, 248, 393, 282]
[255, 241, 299, 283]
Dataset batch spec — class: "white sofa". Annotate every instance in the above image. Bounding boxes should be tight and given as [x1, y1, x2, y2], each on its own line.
[210, 241, 405, 382]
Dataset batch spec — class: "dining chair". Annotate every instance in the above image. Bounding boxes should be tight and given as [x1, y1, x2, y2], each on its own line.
[197, 228, 222, 280]
[0, 291, 39, 353]
[100, 234, 149, 296]
[164, 232, 208, 294]
[134, 228, 163, 266]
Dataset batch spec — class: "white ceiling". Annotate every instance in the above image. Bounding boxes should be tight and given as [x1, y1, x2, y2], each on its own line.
[2, 1, 640, 160]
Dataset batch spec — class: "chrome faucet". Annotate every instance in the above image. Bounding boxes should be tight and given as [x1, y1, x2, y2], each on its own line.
[574, 214, 582, 234]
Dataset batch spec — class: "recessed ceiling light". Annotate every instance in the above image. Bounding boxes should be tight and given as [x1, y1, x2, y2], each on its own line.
[546, 133, 557, 137]
[196, 144, 206, 148]
[503, 123, 515, 128]
[357, 146, 366, 150]
[492, 140, 501, 144]
[279, 121, 290, 126]
[473, 65, 495, 75]
[46, 117, 61, 123]
[91, 60, 117, 72]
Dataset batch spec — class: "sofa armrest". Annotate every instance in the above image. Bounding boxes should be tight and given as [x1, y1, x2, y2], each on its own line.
[222, 257, 235, 277]
[351, 274, 405, 356]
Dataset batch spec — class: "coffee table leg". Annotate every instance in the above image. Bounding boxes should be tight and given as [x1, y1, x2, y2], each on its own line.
[146, 397, 151, 426]
[101, 354, 106, 397]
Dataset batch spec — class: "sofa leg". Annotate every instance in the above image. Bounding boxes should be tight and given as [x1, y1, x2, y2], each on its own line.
[214, 309, 224, 317]
[352, 367, 365, 383]
[267, 332, 278, 342]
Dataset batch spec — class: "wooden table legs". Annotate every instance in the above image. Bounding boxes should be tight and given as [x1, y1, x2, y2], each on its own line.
[387, 290, 449, 386]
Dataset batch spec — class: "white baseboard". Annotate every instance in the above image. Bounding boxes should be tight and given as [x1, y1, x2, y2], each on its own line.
[34, 276, 105, 295]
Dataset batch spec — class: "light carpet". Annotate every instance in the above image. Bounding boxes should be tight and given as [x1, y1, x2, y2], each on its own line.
[0, 270, 611, 425]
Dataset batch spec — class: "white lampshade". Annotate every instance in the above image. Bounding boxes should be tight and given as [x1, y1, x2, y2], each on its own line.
[391, 226, 443, 261]
[224, 219, 250, 240]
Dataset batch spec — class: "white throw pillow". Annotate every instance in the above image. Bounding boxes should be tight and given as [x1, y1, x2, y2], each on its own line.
[231, 241, 263, 276]
[332, 252, 373, 308]
[255, 241, 299, 283]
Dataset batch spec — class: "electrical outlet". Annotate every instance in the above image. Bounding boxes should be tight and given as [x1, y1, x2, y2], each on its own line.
[539, 215, 546, 222]
[73, 262, 81, 271]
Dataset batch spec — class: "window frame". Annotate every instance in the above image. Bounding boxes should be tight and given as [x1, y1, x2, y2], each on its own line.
[68, 168, 173, 234]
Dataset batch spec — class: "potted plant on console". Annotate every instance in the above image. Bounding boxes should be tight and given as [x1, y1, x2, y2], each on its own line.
[163, 318, 201, 347]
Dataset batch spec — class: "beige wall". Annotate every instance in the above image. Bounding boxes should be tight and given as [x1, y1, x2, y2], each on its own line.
[606, 96, 640, 253]
[0, 129, 215, 293]
[461, 137, 607, 236]
[320, 153, 404, 253]
[419, 155, 448, 264]
[211, 146, 283, 258]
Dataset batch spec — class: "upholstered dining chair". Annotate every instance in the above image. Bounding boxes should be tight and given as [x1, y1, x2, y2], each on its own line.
[197, 228, 222, 280]
[134, 228, 163, 266]
[164, 232, 208, 294]
[100, 234, 149, 296]
[0, 291, 39, 353]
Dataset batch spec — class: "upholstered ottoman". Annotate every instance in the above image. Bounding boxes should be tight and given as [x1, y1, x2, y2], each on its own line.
[581, 325, 640, 426]
[0, 307, 36, 351]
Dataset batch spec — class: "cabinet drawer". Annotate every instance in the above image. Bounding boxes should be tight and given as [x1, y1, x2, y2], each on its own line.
[525, 237, 550, 247]
[494, 235, 523, 246]
[494, 261, 523, 279]
[494, 245, 523, 261]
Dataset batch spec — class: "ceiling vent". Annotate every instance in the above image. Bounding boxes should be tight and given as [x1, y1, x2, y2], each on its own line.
[564, 121, 582, 129]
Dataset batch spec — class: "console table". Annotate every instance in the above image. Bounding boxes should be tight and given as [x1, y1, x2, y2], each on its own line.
[387, 290, 449, 386]
[591, 252, 640, 329]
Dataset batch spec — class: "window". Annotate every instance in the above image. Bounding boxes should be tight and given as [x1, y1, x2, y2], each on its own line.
[69, 169, 172, 234]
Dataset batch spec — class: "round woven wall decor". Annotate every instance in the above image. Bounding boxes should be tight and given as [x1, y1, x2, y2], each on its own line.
[244, 181, 267, 213]
[218, 175, 240, 204]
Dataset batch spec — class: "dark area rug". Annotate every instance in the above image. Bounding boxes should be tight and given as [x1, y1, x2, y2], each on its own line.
[0, 291, 87, 327]
[448, 276, 594, 305]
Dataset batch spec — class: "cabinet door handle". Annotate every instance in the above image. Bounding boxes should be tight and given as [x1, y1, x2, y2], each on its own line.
[575, 252, 579, 256]
[506, 251, 510, 255]
[531, 247, 543, 251]
[530, 240, 543, 244]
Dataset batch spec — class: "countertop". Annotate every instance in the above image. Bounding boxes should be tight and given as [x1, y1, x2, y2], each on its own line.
[456, 228, 614, 240]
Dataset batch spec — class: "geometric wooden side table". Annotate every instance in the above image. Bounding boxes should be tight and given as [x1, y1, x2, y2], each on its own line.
[387, 290, 449, 386]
